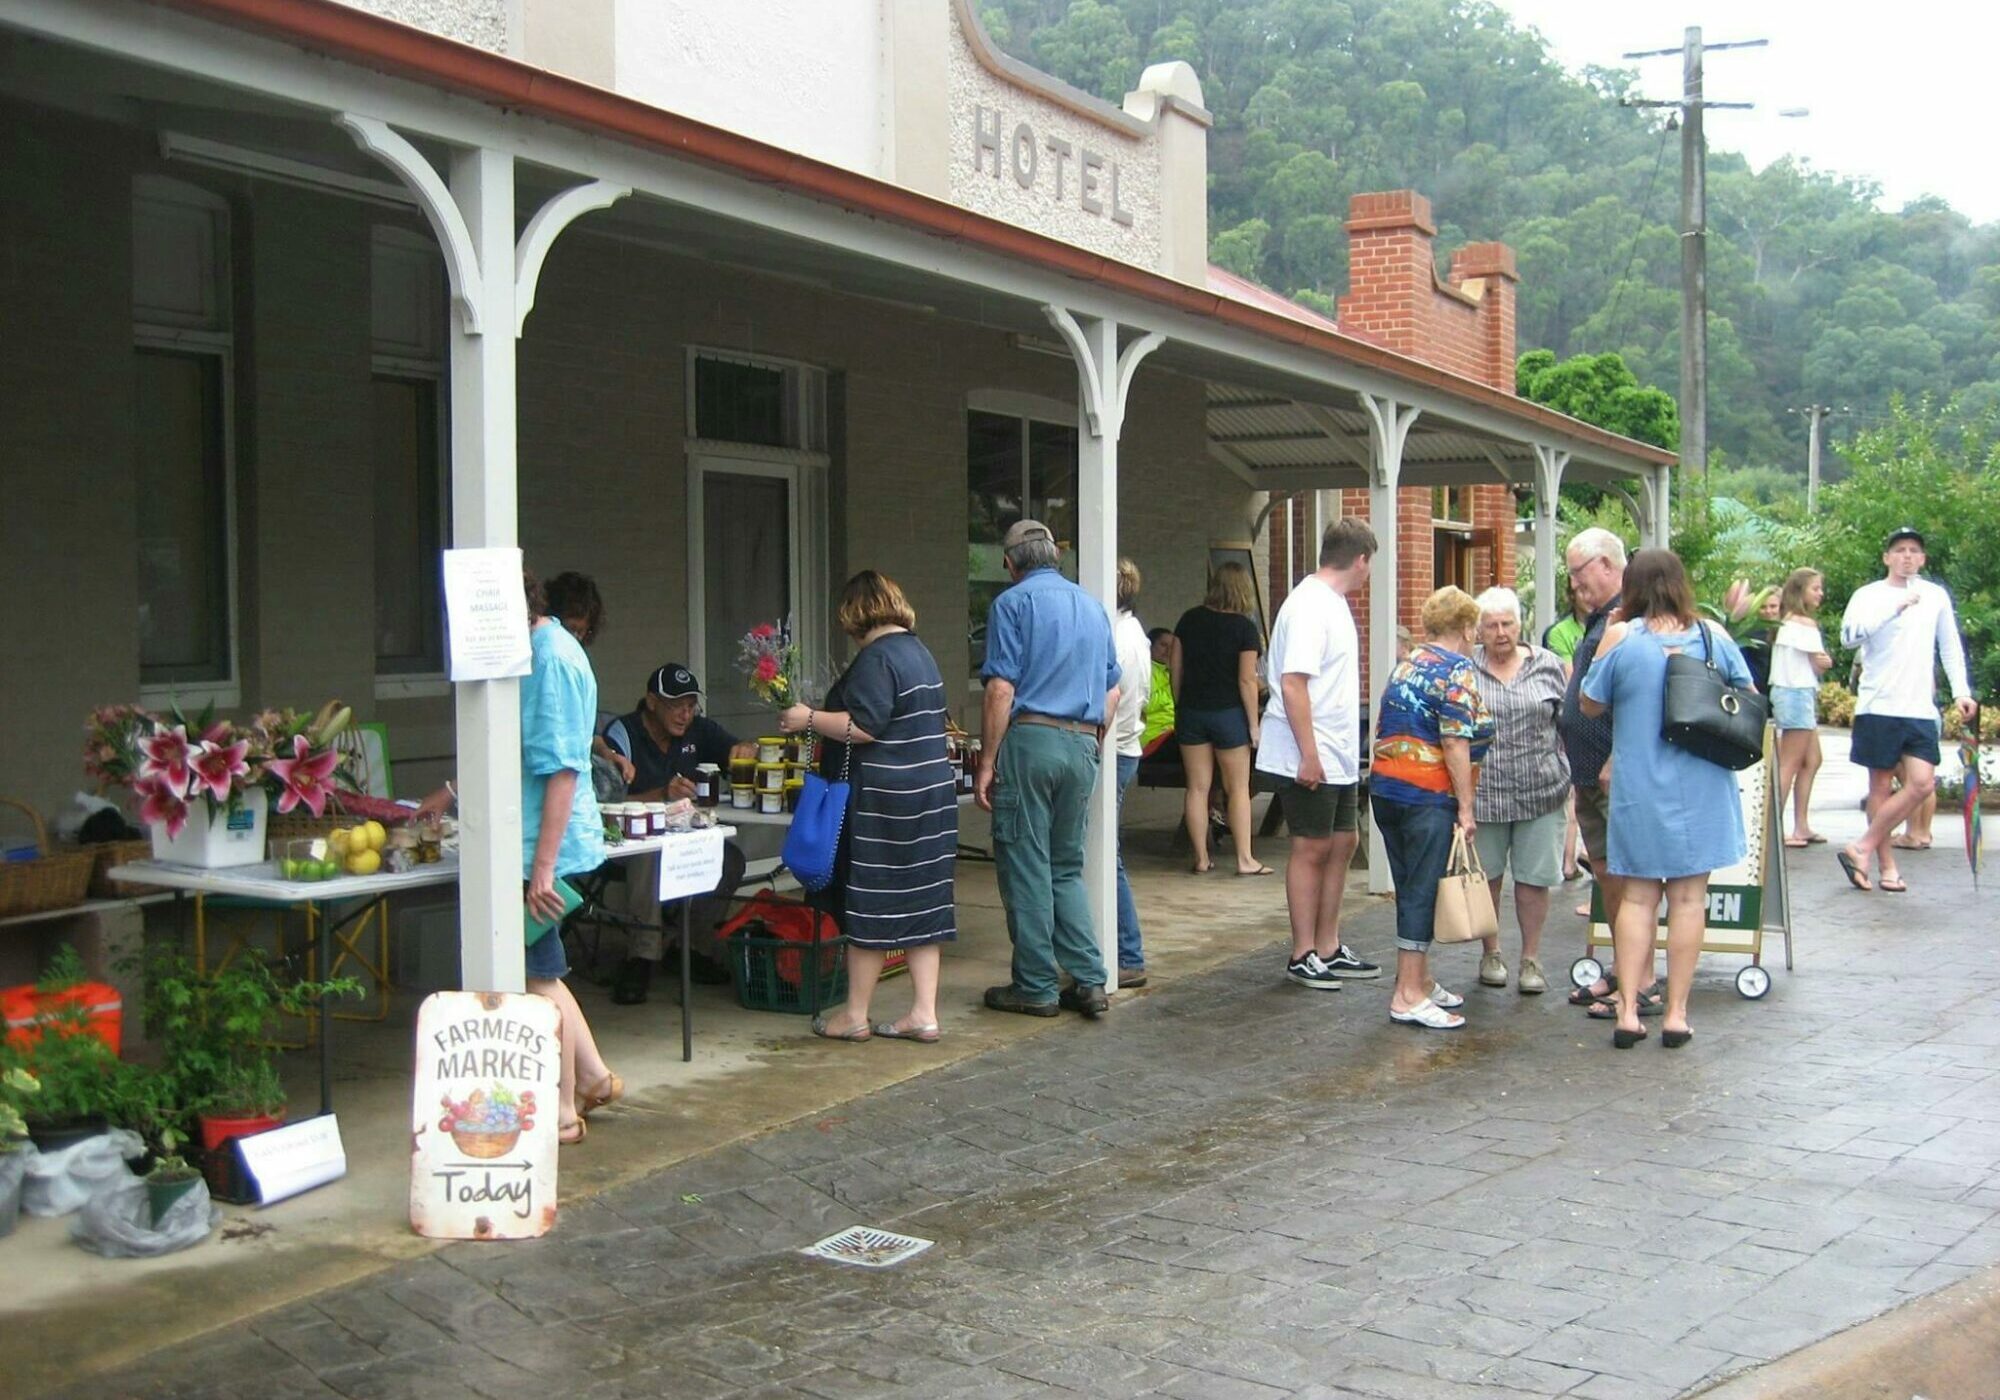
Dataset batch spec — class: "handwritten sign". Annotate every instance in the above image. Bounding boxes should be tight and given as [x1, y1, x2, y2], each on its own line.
[659, 827, 727, 902]
[441, 547, 533, 682]
[410, 991, 559, 1240]
[234, 1114, 346, 1206]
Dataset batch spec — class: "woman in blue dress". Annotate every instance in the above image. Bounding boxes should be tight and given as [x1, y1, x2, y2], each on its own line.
[1580, 549, 1753, 1051]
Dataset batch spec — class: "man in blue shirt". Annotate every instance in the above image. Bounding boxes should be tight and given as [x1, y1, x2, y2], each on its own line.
[976, 519, 1123, 1017]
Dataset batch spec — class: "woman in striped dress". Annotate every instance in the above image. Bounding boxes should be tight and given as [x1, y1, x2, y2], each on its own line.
[778, 571, 957, 1042]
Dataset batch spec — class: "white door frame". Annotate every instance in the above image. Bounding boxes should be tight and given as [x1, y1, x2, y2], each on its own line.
[685, 444, 830, 701]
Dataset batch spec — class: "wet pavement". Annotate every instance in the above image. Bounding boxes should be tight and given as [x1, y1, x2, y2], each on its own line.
[60, 745, 2000, 1399]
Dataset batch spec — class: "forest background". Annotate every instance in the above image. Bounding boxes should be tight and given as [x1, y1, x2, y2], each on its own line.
[986, 0, 2000, 697]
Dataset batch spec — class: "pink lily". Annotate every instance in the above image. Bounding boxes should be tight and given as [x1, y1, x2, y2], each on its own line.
[188, 737, 252, 804]
[136, 774, 191, 840]
[265, 735, 341, 816]
[1723, 579, 1753, 622]
[139, 725, 193, 795]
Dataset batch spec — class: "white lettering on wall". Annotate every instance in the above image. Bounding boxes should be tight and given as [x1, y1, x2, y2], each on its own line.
[972, 105, 1134, 228]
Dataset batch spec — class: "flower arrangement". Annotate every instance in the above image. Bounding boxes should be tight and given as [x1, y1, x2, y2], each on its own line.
[1701, 579, 1777, 642]
[83, 700, 354, 838]
[737, 619, 802, 708]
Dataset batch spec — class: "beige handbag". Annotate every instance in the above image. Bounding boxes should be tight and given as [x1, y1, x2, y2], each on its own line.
[1433, 827, 1498, 944]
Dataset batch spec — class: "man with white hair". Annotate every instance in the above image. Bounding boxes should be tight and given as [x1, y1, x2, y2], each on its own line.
[1558, 527, 1652, 1013]
[1471, 586, 1571, 994]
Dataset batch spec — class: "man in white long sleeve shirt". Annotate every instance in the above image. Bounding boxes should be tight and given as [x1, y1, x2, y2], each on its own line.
[1836, 527, 1975, 894]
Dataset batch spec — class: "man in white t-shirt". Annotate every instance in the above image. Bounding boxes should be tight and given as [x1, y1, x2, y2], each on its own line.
[1257, 518, 1381, 989]
[1112, 558, 1153, 984]
[1836, 527, 1975, 894]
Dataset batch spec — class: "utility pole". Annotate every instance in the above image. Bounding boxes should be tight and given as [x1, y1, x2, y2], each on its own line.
[1788, 403, 1850, 512]
[1624, 28, 1764, 519]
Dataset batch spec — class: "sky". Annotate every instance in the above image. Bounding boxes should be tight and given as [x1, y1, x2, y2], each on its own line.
[1495, 0, 1999, 226]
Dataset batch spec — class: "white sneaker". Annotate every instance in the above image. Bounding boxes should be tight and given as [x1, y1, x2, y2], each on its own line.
[1478, 952, 1508, 987]
[1517, 958, 1548, 995]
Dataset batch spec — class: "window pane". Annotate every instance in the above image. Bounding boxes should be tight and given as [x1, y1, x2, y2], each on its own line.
[703, 473, 793, 741]
[694, 357, 787, 447]
[136, 349, 228, 684]
[967, 411, 1023, 675]
[1028, 420, 1079, 580]
[373, 377, 443, 673]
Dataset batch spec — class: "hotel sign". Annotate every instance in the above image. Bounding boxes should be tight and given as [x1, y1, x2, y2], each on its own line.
[969, 104, 1135, 227]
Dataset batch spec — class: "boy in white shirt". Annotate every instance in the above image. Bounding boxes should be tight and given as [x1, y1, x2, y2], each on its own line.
[1836, 527, 1975, 894]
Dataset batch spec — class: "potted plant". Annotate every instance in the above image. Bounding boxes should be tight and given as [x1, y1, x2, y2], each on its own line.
[143, 1126, 203, 1225]
[3, 1004, 132, 1153]
[83, 700, 354, 868]
[0, 1066, 38, 1237]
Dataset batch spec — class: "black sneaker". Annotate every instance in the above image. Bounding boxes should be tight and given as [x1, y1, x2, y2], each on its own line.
[610, 957, 653, 1005]
[1059, 984, 1109, 1018]
[1322, 944, 1381, 979]
[984, 984, 1060, 1017]
[1286, 952, 1343, 990]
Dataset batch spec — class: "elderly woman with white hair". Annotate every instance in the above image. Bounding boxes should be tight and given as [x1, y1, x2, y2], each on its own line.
[1470, 585, 1572, 994]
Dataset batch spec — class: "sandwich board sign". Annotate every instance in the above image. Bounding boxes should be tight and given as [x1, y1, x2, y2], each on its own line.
[411, 991, 560, 1240]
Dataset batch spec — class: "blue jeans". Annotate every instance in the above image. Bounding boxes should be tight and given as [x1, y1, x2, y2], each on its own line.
[992, 724, 1106, 1000]
[1371, 795, 1458, 953]
[1114, 753, 1144, 971]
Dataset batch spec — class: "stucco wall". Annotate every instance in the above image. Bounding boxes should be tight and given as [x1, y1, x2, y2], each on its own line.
[330, 0, 516, 52]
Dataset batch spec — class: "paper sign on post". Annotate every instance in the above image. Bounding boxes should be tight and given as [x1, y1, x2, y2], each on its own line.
[411, 991, 561, 1240]
[441, 547, 533, 682]
[660, 827, 727, 902]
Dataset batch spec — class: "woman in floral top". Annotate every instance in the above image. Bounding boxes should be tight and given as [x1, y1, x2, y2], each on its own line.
[1371, 587, 1496, 1030]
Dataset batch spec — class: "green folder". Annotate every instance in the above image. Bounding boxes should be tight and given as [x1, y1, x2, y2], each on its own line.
[524, 876, 582, 941]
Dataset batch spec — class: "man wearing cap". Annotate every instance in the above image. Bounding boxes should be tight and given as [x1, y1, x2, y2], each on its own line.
[1837, 528, 1975, 894]
[602, 664, 753, 1002]
[976, 519, 1123, 1018]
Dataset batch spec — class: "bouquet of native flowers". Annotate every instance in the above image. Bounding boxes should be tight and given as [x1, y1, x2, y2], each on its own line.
[83, 700, 354, 838]
[738, 619, 803, 708]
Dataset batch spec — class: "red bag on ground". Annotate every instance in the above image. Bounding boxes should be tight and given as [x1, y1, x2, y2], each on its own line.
[2, 982, 123, 1056]
[717, 892, 840, 984]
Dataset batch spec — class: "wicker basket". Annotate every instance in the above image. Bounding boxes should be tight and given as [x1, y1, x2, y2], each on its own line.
[450, 1126, 521, 1159]
[85, 837, 159, 898]
[266, 812, 345, 845]
[0, 798, 94, 919]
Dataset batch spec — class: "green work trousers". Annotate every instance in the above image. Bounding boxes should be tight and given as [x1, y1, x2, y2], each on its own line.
[991, 722, 1105, 1001]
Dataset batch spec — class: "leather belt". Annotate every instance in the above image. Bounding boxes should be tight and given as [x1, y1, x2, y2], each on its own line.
[1016, 712, 1096, 735]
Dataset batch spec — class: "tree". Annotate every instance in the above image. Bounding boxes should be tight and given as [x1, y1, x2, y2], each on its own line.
[1516, 350, 1679, 451]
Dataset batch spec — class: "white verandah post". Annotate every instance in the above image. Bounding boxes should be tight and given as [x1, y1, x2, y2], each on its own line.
[1531, 445, 1569, 641]
[1360, 393, 1419, 894]
[342, 115, 626, 993]
[1043, 306, 1164, 992]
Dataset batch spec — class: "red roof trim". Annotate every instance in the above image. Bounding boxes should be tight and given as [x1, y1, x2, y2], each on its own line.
[151, 0, 1675, 468]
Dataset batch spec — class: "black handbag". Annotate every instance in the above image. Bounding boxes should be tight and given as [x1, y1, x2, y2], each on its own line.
[1660, 622, 1768, 771]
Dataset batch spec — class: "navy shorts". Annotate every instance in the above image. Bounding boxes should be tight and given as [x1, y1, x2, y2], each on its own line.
[1177, 706, 1251, 749]
[1850, 713, 1940, 771]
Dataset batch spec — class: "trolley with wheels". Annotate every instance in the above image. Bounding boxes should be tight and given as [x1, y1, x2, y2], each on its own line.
[1573, 732, 1793, 1000]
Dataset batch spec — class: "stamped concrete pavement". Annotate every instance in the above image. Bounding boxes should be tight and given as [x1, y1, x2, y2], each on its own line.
[63, 744, 2000, 1399]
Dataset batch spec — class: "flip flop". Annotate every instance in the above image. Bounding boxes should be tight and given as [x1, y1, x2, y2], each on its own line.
[1891, 838, 1933, 851]
[1190, 863, 1213, 875]
[1836, 850, 1872, 892]
[577, 1071, 623, 1120]
[872, 1022, 942, 1043]
[1569, 973, 1617, 1006]
[1587, 984, 1662, 1019]
[1783, 838, 1809, 849]
[1805, 834, 1829, 844]
[811, 1014, 872, 1042]
[1236, 866, 1276, 877]
[1878, 876, 1909, 893]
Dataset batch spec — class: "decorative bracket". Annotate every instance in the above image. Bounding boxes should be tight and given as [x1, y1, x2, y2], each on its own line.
[336, 114, 485, 334]
[1532, 444, 1569, 516]
[1040, 305, 1163, 439]
[1359, 392, 1420, 488]
[515, 181, 630, 335]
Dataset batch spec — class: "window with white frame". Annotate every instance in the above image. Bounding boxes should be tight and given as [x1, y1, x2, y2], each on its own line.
[371, 227, 449, 679]
[967, 404, 1078, 677]
[689, 349, 826, 451]
[133, 176, 237, 699]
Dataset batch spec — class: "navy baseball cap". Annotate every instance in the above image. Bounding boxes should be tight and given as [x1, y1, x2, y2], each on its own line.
[648, 663, 700, 699]
[1883, 526, 1925, 550]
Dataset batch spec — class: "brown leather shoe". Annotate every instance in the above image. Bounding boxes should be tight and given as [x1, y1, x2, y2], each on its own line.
[983, 985, 1059, 1017]
[1058, 984, 1109, 1018]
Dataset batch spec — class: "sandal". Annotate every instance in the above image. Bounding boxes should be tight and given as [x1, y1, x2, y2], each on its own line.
[1390, 998, 1465, 1031]
[1878, 875, 1908, 893]
[1569, 974, 1617, 1006]
[1236, 865, 1275, 877]
[1429, 983, 1465, 1010]
[559, 1119, 587, 1145]
[811, 1014, 872, 1042]
[1587, 983, 1662, 1019]
[872, 1021, 942, 1043]
[577, 1071, 624, 1120]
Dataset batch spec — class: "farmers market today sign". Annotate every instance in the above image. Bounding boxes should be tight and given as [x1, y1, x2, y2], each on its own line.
[410, 991, 560, 1240]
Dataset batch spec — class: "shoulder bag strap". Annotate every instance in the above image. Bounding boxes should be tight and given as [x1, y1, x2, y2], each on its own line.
[838, 715, 853, 783]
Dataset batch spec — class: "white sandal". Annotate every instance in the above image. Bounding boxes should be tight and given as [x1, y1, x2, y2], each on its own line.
[1429, 983, 1464, 1010]
[1390, 997, 1465, 1030]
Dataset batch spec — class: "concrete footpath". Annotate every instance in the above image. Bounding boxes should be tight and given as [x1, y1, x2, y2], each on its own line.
[56, 747, 2000, 1399]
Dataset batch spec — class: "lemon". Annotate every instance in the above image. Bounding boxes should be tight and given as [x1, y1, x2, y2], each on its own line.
[363, 820, 387, 851]
[328, 829, 351, 856]
[346, 849, 381, 877]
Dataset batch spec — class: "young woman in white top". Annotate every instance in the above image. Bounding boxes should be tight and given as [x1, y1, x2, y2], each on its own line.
[1771, 568, 1833, 847]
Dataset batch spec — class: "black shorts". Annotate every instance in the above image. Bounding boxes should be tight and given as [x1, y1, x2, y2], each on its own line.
[1177, 706, 1251, 750]
[1850, 714, 1940, 771]
[1281, 781, 1360, 838]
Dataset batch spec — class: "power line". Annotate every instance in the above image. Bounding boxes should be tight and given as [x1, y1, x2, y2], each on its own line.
[1601, 121, 1676, 337]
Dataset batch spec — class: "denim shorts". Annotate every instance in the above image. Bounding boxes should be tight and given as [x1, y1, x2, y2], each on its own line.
[1177, 706, 1251, 749]
[525, 924, 570, 980]
[1850, 713, 1940, 770]
[1371, 794, 1458, 952]
[1771, 685, 1817, 732]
